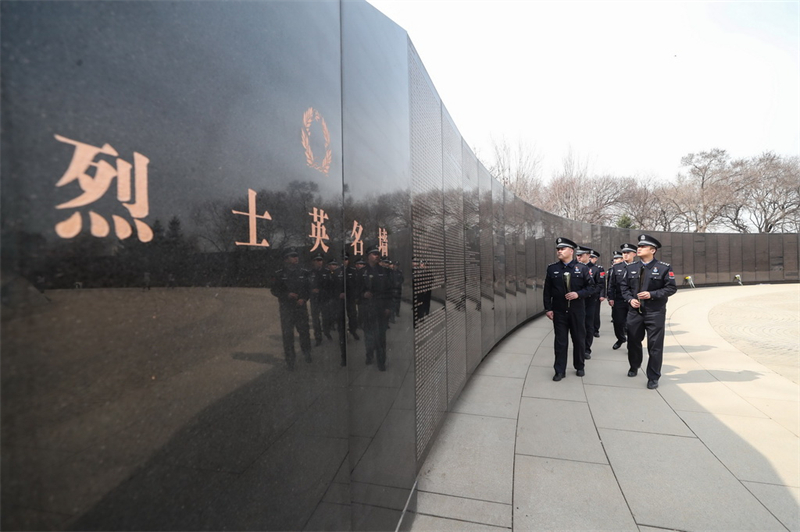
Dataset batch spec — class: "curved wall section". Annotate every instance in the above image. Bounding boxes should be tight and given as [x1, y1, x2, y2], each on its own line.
[2, 1, 798, 530]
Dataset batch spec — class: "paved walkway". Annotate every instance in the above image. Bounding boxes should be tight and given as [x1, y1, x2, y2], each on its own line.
[406, 284, 800, 532]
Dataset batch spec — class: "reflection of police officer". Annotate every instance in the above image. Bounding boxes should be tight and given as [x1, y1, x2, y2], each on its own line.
[413, 257, 432, 325]
[576, 246, 601, 359]
[344, 254, 360, 340]
[590, 250, 606, 337]
[389, 259, 404, 320]
[361, 248, 392, 371]
[607, 243, 637, 350]
[544, 238, 595, 381]
[270, 248, 312, 369]
[325, 258, 347, 366]
[620, 234, 677, 389]
[309, 254, 330, 345]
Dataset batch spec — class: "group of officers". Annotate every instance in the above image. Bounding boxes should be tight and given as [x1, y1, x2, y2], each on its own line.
[269, 247, 403, 371]
[543, 234, 677, 389]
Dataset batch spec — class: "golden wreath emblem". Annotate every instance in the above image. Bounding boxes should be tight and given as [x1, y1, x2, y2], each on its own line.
[301, 107, 332, 175]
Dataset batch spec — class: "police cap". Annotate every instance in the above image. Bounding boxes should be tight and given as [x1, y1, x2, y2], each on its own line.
[613, 251, 623, 258]
[637, 234, 662, 249]
[283, 247, 299, 258]
[620, 243, 636, 253]
[312, 253, 324, 261]
[367, 247, 381, 256]
[590, 249, 600, 259]
[556, 237, 577, 249]
[575, 245, 591, 255]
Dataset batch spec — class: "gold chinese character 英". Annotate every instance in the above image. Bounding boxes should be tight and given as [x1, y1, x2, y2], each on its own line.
[350, 220, 364, 256]
[53, 134, 152, 242]
[232, 188, 272, 247]
[308, 207, 330, 253]
[378, 227, 388, 257]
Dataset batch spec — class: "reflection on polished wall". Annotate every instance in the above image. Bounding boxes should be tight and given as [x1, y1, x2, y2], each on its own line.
[2, 1, 799, 531]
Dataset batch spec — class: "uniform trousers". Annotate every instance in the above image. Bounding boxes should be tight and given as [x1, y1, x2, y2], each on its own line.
[552, 307, 586, 374]
[346, 299, 359, 334]
[584, 298, 598, 353]
[310, 296, 323, 341]
[611, 301, 629, 342]
[329, 300, 347, 364]
[279, 303, 311, 364]
[594, 301, 601, 333]
[362, 306, 389, 368]
[626, 307, 666, 381]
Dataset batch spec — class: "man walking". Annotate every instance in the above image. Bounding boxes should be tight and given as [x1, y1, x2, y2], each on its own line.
[270, 248, 313, 369]
[543, 238, 595, 381]
[576, 246, 601, 359]
[607, 243, 637, 350]
[620, 234, 677, 389]
[590, 250, 606, 338]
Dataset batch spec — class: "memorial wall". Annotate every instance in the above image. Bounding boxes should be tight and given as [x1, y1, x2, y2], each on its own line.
[2, 1, 798, 530]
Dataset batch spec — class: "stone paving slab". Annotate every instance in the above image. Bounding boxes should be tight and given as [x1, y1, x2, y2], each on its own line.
[600, 428, 785, 531]
[657, 379, 770, 417]
[580, 359, 648, 389]
[450, 375, 524, 419]
[516, 398, 607, 464]
[413, 491, 512, 528]
[417, 413, 516, 505]
[513, 455, 637, 532]
[406, 513, 509, 530]
[679, 411, 800, 487]
[474, 352, 533, 379]
[741, 481, 800, 532]
[522, 364, 586, 402]
[585, 385, 694, 437]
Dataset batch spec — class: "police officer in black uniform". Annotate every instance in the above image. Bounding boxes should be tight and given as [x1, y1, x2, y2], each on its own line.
[270, 248, 312, 369]
[543, 238, 596, 381]
[576, 246, 602, 359]
[607, 243, 637, 350]
[344, 254, 360, 340]
[620, 234, 677, 389]
[389, 258, 404, 320]
[361, 247, 393, 371]
[590, 250, 606, 337]
[325, 258, 347, 366]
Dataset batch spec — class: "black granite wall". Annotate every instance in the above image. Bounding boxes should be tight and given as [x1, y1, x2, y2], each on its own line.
[2, 1, 798, 530]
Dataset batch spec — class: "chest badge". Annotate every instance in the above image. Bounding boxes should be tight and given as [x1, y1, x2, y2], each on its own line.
[653, 267, 659, 274]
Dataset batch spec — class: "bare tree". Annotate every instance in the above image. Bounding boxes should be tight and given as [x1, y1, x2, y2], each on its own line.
[720, 152, 800, 233]
[482, 136, 543, 206]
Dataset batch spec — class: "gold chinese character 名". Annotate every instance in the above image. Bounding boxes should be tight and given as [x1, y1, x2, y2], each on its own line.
[350, 220, 364, 256]
[308, 207, 330, 253]
[232, 189, 272, 247]
[378, 227, 388, 256]
[53, 134, 152, 242]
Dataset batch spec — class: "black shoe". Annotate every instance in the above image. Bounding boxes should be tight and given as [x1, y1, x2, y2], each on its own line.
[576, 369, 585, 377]
[553, 373, 565, 382]
[584, 352, 591, 360]
[593, 332, 600, 338]
[612, 341, 623, 350]
[647, 379, 659, 389]
[627, 368, 638, 377]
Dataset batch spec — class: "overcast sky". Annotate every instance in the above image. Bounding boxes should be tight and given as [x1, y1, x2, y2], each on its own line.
[366, 0, 799, 182]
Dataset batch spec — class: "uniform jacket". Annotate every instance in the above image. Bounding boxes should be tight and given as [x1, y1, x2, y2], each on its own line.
[361, 264, 393, 311]
[270, 266, 311, 306]
[620, 259, 677, 311]
[543, 259, 595, 312]
[587, 264, 605, 299]
[607, 261, 635, 301]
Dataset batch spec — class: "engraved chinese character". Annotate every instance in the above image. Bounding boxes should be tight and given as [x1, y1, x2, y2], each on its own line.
[378, 227, 388, 256]
[53, 134, 152, 242]
[232, 188, 272, 247]
[350, 220, 364, 256]
[308, 207, 329, 252]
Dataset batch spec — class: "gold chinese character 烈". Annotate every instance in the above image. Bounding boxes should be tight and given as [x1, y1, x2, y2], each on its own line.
[53, 134, 152, 242]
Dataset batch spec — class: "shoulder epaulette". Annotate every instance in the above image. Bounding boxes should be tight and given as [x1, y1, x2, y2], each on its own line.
[547, 261, 559, 267]
[658, 261, 671, 267]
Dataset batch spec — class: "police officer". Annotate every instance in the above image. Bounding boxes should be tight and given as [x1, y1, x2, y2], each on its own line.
[344, 254, 361, 340]
[543, 238, 596, 381]
[325, 258, 347, 366]
[576, 246, 602, 359]
[309, 253, 329, 345]
[607, 243, 637, 350]
[270, 248, 312, 369]
[389, 258, 404, 320]
[620, 234, 677, 389]
[361, 248, 393, 371]
[590, 250, 606, 337]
